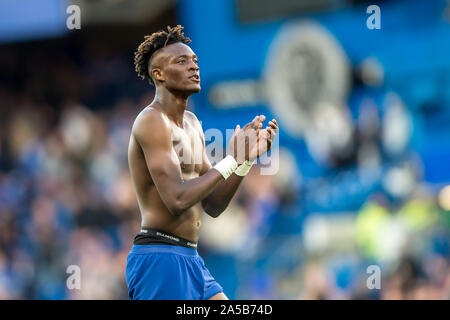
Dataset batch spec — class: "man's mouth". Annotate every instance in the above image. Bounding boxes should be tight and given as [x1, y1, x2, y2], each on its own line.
[188, 74, 200, 82]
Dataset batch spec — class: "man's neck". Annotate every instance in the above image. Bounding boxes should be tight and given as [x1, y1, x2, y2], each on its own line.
[153, 86, 189, 127]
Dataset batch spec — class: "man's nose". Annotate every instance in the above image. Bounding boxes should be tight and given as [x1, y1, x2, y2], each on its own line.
[188, 61, 199, 72]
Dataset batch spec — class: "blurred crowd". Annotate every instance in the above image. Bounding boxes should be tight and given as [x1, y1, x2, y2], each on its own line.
[0, 32, 449, 300]
[200, 170, 450, 300]
[0, 91, 141, 299]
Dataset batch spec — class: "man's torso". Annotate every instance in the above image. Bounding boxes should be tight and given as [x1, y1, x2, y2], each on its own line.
[128, 106, 205, 242]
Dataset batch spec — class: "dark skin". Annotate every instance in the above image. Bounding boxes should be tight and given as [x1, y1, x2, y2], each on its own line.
[128, 42, 278, 300]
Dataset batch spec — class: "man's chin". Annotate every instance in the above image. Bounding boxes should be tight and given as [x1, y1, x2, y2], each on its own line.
[172, 84, 201, 96]
[187, 85, 201, 94]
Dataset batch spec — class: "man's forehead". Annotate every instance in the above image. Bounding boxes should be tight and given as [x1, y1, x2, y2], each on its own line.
[163, 42, 195, 56]
[152, 42, 195, 64]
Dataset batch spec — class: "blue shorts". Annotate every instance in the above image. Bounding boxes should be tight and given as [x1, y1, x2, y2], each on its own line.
[125, 244, 223, 300]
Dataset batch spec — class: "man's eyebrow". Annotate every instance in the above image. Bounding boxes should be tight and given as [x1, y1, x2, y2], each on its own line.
[173, 54, 198, 60]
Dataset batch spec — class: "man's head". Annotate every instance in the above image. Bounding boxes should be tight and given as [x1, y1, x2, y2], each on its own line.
[134, 25, 200, 94]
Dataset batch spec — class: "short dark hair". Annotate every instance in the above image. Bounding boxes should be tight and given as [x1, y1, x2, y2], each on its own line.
[134, 25, 192, 85]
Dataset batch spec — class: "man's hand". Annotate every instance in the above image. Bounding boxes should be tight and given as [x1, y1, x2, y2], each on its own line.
[228, 115, 265, 164]
[249, 118, 278, 159]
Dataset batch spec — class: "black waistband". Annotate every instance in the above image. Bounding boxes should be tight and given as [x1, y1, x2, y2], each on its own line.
[133, 227, 198, 249]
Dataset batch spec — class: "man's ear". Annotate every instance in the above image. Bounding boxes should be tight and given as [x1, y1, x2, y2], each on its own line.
[151, 67, 164, 83]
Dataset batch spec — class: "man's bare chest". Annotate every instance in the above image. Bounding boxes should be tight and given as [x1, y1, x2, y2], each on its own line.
[171, 121, 203, 175]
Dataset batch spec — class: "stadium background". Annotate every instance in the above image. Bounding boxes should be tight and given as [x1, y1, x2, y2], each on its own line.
[0, 0, 449, 299]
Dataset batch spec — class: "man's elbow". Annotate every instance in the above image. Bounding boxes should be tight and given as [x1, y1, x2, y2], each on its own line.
[202, 202, 223, 218]
[168, 199, 190, 217]
[206, 209, 222, 218]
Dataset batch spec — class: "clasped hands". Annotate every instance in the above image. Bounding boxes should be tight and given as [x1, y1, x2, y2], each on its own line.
[228, 115, 279, 165]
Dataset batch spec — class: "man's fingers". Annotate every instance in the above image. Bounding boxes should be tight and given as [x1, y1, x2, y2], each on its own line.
[242, 115, 268, 135]
[252, 115, 265, 130]
[243, 116, 258, 130]
[243, 116, 256, 129]
[244, 118, 259, 131]
[252, 116, 261, 128]
[268, 119, 278, 131]
[261, 132, 272, 150]
[266, 126, 276, 137]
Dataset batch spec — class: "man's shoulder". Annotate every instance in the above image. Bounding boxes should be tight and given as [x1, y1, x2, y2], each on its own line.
[184, 110, 198, 121]
[184, 110, 202, 129]
[132, 106, 171, 138]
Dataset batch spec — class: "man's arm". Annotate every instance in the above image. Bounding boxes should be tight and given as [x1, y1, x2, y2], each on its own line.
[133, 108, 227, 217]
[201, 160, 245, 218]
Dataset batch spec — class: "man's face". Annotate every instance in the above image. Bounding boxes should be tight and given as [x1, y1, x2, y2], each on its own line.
[151, 42, 200, 94]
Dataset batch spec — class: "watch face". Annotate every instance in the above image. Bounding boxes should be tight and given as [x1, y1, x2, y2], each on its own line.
[264, 20, 351, 139]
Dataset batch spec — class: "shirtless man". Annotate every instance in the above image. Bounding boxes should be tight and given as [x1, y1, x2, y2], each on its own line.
[125, 25, 278, 300]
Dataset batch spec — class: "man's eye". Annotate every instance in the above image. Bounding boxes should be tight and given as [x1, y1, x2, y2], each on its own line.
[178, 60, 185, 64]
